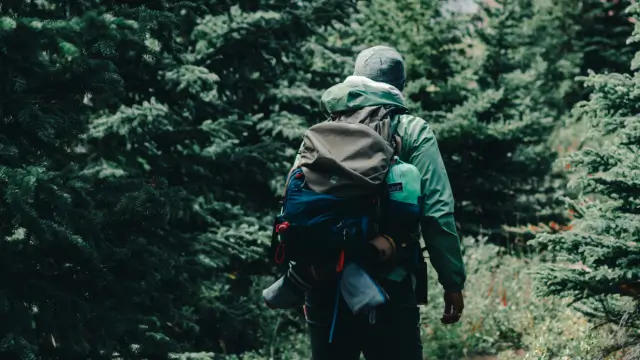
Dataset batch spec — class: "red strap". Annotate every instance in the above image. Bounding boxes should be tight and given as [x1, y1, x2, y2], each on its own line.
[336, 250, 345, 273]
[276, 221, 290, 233]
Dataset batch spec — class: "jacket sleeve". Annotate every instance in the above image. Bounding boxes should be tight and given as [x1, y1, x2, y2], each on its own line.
[398, 115, 466, 292]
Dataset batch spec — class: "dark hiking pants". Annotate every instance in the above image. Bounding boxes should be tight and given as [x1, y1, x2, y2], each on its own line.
[304, 274, 423, 360]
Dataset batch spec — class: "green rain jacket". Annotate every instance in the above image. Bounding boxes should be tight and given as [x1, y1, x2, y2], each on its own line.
[294, 76, 466, 292]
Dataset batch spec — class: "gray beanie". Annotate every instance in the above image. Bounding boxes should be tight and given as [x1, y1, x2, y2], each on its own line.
[353, 45, 406, 91]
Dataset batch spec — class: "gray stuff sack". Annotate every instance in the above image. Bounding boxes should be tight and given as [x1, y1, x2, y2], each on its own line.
[340, 262, 389, 314]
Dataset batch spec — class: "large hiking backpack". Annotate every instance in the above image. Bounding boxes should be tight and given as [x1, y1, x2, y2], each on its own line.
[271, 105, 405, 271]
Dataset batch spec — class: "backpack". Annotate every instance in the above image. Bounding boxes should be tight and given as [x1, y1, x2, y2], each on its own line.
[271, 105, 405, 271]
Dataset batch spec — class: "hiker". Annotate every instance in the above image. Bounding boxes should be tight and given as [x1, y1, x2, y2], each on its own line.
[267, 45, 466, 360]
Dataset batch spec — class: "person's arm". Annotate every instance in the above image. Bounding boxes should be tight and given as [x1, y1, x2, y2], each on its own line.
[398, 116, 466, 292]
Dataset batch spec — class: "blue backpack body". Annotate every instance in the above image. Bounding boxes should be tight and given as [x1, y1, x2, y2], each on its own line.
[273, 168, 380, 269]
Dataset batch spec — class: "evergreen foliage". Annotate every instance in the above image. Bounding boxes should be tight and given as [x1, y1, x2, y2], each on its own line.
[578, 0, 636, 76]
[84, 0, 357, 357]
[534, 3, 640, 358]
[540, 0, 636, 107]
[2, 0, 639, 358]
[431, 0, 635, 245]
[428, 0, 569, 245]
[1, 0, 355, 358]
[0, 3, 179, 358]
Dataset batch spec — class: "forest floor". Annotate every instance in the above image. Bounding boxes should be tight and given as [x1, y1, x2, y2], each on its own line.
[417, 241, 602, 360]
[467, 349, 525, 360]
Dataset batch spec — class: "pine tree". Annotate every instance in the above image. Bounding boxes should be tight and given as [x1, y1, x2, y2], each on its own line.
[534, 0, 636, 107]
[578, 0, 636, 75]
[85, 0, 357, 357]
[533, 3, 640, 358]
[2, 0, 357, 358]
[414, 0, 570, 246]
[0, 2, 185, 359]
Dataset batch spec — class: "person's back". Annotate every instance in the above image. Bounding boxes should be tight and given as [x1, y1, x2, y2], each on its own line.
[301, 45, 467, 360]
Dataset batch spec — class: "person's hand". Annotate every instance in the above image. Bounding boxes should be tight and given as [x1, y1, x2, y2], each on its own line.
[441, 291, 464, 324]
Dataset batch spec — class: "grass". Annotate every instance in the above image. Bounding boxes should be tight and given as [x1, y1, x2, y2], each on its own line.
[419, 237, 606, 360]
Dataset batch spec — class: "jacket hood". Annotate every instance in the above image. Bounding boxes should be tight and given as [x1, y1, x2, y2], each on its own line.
[320, 76, 409, 115]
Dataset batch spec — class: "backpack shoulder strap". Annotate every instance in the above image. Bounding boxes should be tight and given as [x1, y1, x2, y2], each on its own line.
[389, 113, 403, 158]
